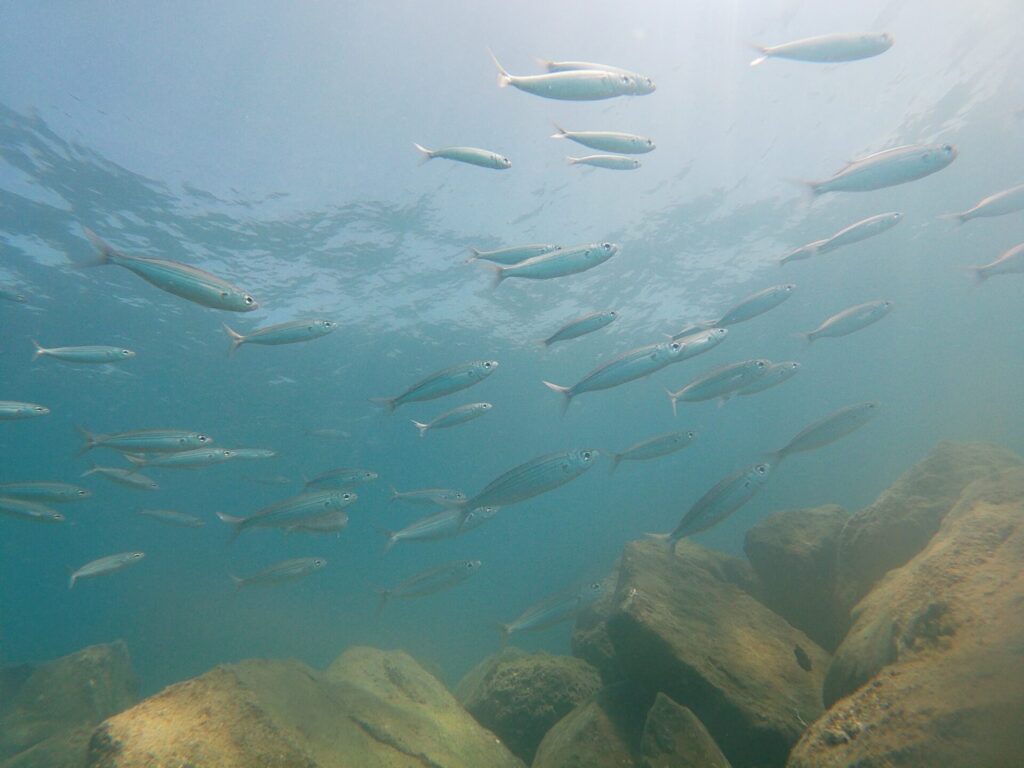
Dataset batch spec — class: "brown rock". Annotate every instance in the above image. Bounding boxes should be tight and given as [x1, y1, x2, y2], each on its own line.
[639, 693, 731, 768]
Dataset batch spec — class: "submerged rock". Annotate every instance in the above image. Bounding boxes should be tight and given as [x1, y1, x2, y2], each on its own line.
[789, 467, 1024, 766]
[744, 504, 849, 651]
[640, 693, 732, 768]
[454, 649, 600, 764]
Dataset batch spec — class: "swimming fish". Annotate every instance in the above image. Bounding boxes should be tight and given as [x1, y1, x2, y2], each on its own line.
[804, 144, 957, 197]
[567, 155, 640, 170]
[768, 402, 879, 464]
[390, 487, 468, 507]
[304, 467, 379, 489]
[943, 183, 1024, 224]
[81, 466, 159, 491]
[551, 125, 655, 154]
[136, 508, 206, 527]
[484, 242, 619, 290]
[0, 286, 27, 303]
[284, 510, 349, 535]
[0, 482, 90, 502]
[228, 448, 277, 460]
[0, 401, 50, 420]
[76, 426, 213, 454]
[666, 359, 770, 414]
[540, 310, 619, 347]
[229, 557, 327, 589]
[781, 212, 903, 265]
[371, 360, 498, 412]
[750, 32, 893, 67]
[413, 143, 511, 169]
[794, 644, 813, 672]
[223, 319, 337, 355]
[608, 430, 697, 474]
[69, 552, 145, 589]
[735, 361, 801, 396]
[31, 341, 135, 364]
[713, 285, 796, 327]
[411, 402, 493, 437]
[376, 559, 482, 612]
[491, 52, 647, 101]
[467, 244, 561, 264]
[966, 243, 1024, 282]
[305, 428, 350, 440]
[463, 449, 597, 510]
[802, 300, 893, 342]
[216, 489, 357, 537]
[125, 448, 236, 470]
[82, 227, 258, 312]
[0, 497, 65, 523]
[381, 506, 498, 553]
[497, 580, 606, 645]
[539, 59, 656, 94]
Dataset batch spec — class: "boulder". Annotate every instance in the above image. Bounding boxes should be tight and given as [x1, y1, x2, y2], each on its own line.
[744, 505, 849, 651]
[639, 693, 731, 768]
[86, 647, 524, 768]
[605, 540, 828, 768]
[789, 467, 1024, 767]
[834, 441, 1021, 616]
[454, 649, 600, 764]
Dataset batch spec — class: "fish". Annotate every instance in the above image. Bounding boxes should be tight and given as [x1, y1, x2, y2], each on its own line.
[540, 310, 618, 347]
[713, 285, 796, 327]
[567, 155, 641, 170]
[667, 321, 714, 341]
[31, 340, 135, 364]
[780, 212, 903, 265]
[483, 242, 619, 290]
[411, 402, 493, 437]
[76, 426, 213, 455]
[284, 510, 349, 535]
[371, 360, 498, 412]
[0, 401, 50, 420]
[463, 449, 597, 510]
[81, 466, 159, 491]
[466, 244, 561, 265]
[666, 360, 770, 414]
[651, 463, 772, 543]
[608, 430, 698, 474]
[497, 580, 606, 645]
[250, 474, 294, 486]
[735, 361, 801, 396]
[794, 644, 813, 672]
[413, 143, 511, 169]
[551, 125, 655, 154]
[381, 506, 498, 553]
[228, 448, 277, 460]
[82, 227, 258, 312]
[216, 489, 357, 537]
[943, 183, 1024, 224]
[750, 32, 894, 67]
[390, 487, 468, 507]
[0, 286, 27, 303]
[0, 482, 91, 502]
[544, 329, 728, 413]
[966, 243, 1024, 282]
[804, 144, 957, 197]
[305, 428, 350, 440]
[539, 59, 656, 93]
[802, 300, 893, 343]
[68, 552, 145, 589]
[125, 448, 236, 470]
[223, 319, 337, 355]
[376, 559, 482, 612]
[304, 467, 379, 488]
[768, 402, 879, 464]
[229, 557, 327, 589]
[137, 508, 206, 527]
[490, 52, 648, 101]
[0, 497, 65, 523]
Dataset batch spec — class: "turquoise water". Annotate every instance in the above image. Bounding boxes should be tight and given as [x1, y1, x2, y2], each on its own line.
[1, 0, 1023, 696]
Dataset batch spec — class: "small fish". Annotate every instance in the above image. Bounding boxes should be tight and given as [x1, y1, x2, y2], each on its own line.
[285, 510, 349, 535]
[229, 557, 327, 589]
[69, 552, 145, 589]
[551, 125, 655, 154]
[466, 244, 561, 265]
[376, 559, 482, 611]
[31, 341, 135, 364]
[463, 449, 597, 510]
[713, 285, 796, 327]
[567, 155, 640, 170]
[483, 242, 619, 290]
[666, 360, 770, 414]
[750, 32, 894, 67]
[781, 212, 903, 265]
[736, 361, 801, 396]
[804, 144, 957, 197]
[228, 448, 276, 460]
[768, 402, 879, 464]
[966, 243, 1024, 282]
[223, 319, 337, 355]
[381, 506, 498, 553]
[304, 467, 379, 489]
[125, 448, 236, 470]
[491, 52, 648, 101]
[0, 401, 50, 420]
[540, 310, 618, 347]
[411, 402, 493, 437]
[372, 360, 498, 412]
[81, 466, 159, 491]
[668, 321, 714, 341]
[0, 286, 27, 303]
[413, 143, 511, 169]
[137, 508, 206, 527]
[943, 183, 1024, 224]
[609, 430, 697, 474]
[0, 482, 91, 502]
[794, 644, 813, 672]
[539, 59, 656, 93]
[216, 489, 357, 537]
[498, 580, 605, 645]
[76, 426, 213, 455]
[390, 487, 468, 507]
[250, 474, 294, 486]
[82, 227, 258, 312]
[0, 497, 65, 523]
[305, 428, 350, 440]
[802, 300, 893, 342]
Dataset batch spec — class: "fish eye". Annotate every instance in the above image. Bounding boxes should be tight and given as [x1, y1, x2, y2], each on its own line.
[244, 296, 255, 305]
[942, 144, 953, 154]
[78, 489, 88, 496]
[121, 349, 131, 355]
[670, 342, 681, 351]
[757, 466, 767, 474]
[198, 435, 210, 443]
[688, 431, 696, 439]
[483, 361, 492, 368]
[33, 406, 45, 412]
[602, 242, 612, 249]
[609, 311, 617, 317]
[582, 451, 592, 461]
[224, 450, 235, 457]
[621, 75, 630, 84]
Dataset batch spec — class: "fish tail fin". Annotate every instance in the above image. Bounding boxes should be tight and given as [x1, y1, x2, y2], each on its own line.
[223, 323, 245, 355]
[794, 331, 814, 345]
[488, 48, 512, 88]
[478, 262, 506, 291]
[542, 380, 573, 415]
[465, 247, 483, 263]
[534, 337, 552, 348]
[229, 573, 245, 591]
[784, 178, 822, 207]
[411, 420, 430, 437]
[412, 142, 434, 166]
[939, 211, 967, 225]
[550, 122, 567, 139]
[748, 44, 769, 67]
[81, 226, 117, 266]
[963, 265, 988, 285]
[74, 425, 98, 456]
[567, 156, 581, 165]
[68, 571, 77, 590]
[215, 511, 244, 542]
[79, 462, 98, 478]
[780, 242, 817, 266]
[388, 486, 400, 505]
[665, 388, 680, 418]
[496, 622, 512, 647]
[374, 525, 398, 554]
[369, 396, 398, 413]
[717, 395, 731, 409]
[374, 588, 391, 616]
[608, 453, 621, 474]
[536, 56, 554, 71]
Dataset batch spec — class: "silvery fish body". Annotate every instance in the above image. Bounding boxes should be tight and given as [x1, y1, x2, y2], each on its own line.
[498, 580, 606, 643]
[83, 227, 258, 312]
[125, 448, 235, 470]
[218, 489, 357, 535]
[373, 360, 498, 412]
[230, 557, 326, 589]
[0, 497, 65, 523]
[781, 213, 903, 264]
[414, 143, 511, 169]
[286, 510, 349, 535]
[804, 300, 893, 342]
[665, 464, 772, 542]
[0, 286, 27, 303]
[551, 126, 655, 154]
[609, 430, 697, 474]
[31, 341, 135, 364]
[378, 559, 482, 607]
[736, 361, 801, 396]
[137, 508, 205, 527]
[771, 402, 879, 462]
[411, 402, 493, 437]
[808, 144, 957, 196]
[968, 243, 1024, 282]
[229, 448, 276, 460]
[750, 32, 893, 66]
[304, 467, 379, 488]
[540, 59, 656, 94]
[467, 244, 560, 264]
[946, 183, 1024, 224]
[715, 285, 796, 326]
[542, 310, 618, 346]
[0, 401, 49, 420]
[77, 426, 212, 454]
[667, 360, 770, 413]
[489, 242, 619, 288]
[223, 319, 336, 354]
[383, 506, 498, 552]
[390, 487, 468, 507]
[465, 449, 597, 509]
[69, 552, 144, 589]
[567, 154, 640, 170]
[0, 482, 90, 502]
[81, 466, 159, 490]
[492, 54, 646, 101]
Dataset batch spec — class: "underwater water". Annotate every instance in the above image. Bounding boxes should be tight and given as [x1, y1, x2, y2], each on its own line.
[1, 0, 1023, 715]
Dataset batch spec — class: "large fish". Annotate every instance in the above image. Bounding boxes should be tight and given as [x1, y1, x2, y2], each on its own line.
[136, 508, 206, 528]
[390, 487, 468, 508]
[31, 341, 135, 364]
[0, 482, 90, 502]
[125, 448, 236, 471]
[768, 402, 879, 463]
[497, 580, 606, 645]
[76, 426, 213, 455]
[491, 53, 650, 101]
[943, 183, 1024, 224]
[229, 557, 327, 589]
[372, 360, 498, 412]
[567, 155, 640, 170]
[712, 285, 796, 327]
[551, 126, 655, 154]
[376, 559, 482, 612]
[735, 361, 801, 396]
[802, 300, 893, 342]
[540, 59, 656, 94]
[608, 430, 697, 474]
[463, 449, 597, 510]
[69, 552, 145, 589]
[966, 243, 1024, 282]
[413, 143, 511, 169]
[0, 497, 65, 523]
[81, 466, 159, 491]
[484, 242, 619, 289]
[781, 213, 903, 265]
[805, 144, 957, 197]
[467, 244, 560, 265]
[0, 401, 49, 420]
[223, 319, 336, 355]
[381, 506, 498, 553]
[411, 402, 493, 437]
[304, 467, 379, 489]
[216, 489, 357, 538]
[540, 310, 618, 347]
[652, 463, 772, 543]
[750, 32, 893, 67]
[666, 359, 770, 414]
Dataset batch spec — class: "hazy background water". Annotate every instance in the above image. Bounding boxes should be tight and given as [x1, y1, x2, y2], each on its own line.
[2, 0, 1023, 694]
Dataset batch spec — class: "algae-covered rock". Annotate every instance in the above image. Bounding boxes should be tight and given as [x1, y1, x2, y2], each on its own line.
[640, 693, 731, 768]
[789, 467, 1024, 767]
[606, 540, 827, 768]
[86, 647, 524, 768]
[744, 504, 849, 651]
[454, 649, 600, 764]
[1, 727, 95, 768]
[833, 441, 1021, 616]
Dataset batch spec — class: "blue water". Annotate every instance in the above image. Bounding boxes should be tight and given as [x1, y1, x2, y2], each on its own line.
[2, 0, 1023, 696]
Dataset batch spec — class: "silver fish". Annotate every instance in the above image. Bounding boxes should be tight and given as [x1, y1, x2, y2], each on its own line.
[414, 143, 511, 169]
[382, 506, 498, 553]
[551, 125, 655, 154]
[31, 341, 135, 364]
[769, 402, 879, 463]
[251, 474, 294, 486]
[735, 361, 801, 396]
[285, 510, 349, 535]
[305, 428, 350, 440]
[567, 155, 640, 170]
[223, 319, 336, 355]
[0, 401, 49, 420]
[228, 448, 277, 460]
[943, 183, 1024, 224]
[539, 59, 656, 93]
[137, 508, 205, 527]
[466, 244, 561, 265]
[83, 227, 258, 312]
[125, 448, 236, 470]
[540, 310, 618, 347]
[491, 53, 648, 101]
[229, 557, 327, 589]
[750, 32, 893, 67]
[485, 242, 619, 289]
[806, 144, 957, 197]
[81, 466, 159, 491]
[304, 467, 379, 489]
[609, 430, 697, 474]
[390, 487, 468, 507]
[714, 285, 796, 327]
[76, 426, 213, 455]
[967, 243, 1024, 282]
[377, 559, 482, 611]
[69, 552, 145, 589]
[411, 402, 493, 437]
[0, 497, 65, 523]
[0, 482, 91, 502]
[216, 489, 357, 537]
[463, 449, 597, 510]
[803, 300, 893, 342]
[653, 463, 772, 543]
[666, 359, 770, 414]
[498, 580, 606, 644]
[781, 212, 903, 265]
[372, 360, 498, 412]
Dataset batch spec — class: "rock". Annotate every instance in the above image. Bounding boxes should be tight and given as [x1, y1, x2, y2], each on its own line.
[834, 441, 1022, 617]
[640, 693, 731, 768]
[789, 467, 1024, 767]
[605, 540, 828, 768]
[1, 727, 94, 768]
[454, 649, 601, 764]
[86, 647, 525, 768]
[0, 642, 136, 764]
[744, 504, 849, 651]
